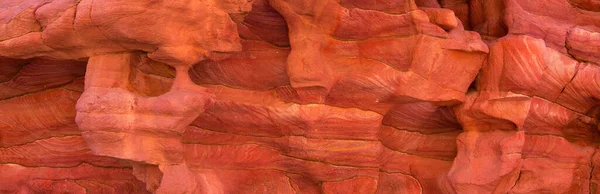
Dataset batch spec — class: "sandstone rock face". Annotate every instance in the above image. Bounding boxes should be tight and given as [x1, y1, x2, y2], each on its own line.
[0, 0, 599, 193]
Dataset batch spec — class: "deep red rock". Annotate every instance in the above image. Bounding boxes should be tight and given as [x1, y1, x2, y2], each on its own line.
[0, 0, 599, 193]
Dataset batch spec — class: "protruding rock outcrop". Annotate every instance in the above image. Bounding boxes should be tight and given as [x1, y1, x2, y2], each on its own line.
[0, 0, 599, 193]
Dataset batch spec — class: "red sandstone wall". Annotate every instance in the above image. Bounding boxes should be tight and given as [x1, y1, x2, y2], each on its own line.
[0, 0, 599, 193]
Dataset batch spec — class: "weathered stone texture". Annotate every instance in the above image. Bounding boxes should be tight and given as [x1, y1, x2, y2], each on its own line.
[0, 0, 599, 193]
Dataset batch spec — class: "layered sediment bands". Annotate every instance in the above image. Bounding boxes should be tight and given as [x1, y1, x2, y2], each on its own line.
[0, 59, 85, 100]
[1, 0, 600, 193]
[0, 89, 80, 148]
[0, 163, 148, 193]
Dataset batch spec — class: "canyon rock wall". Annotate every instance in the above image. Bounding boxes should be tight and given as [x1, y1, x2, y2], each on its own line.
[0, 0, 599, 193]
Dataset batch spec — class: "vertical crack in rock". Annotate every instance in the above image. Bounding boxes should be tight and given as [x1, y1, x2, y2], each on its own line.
[558, 61, 581, 98]
[590, 165, 595, 194]
[509, 170, 522, 192]
[86, 0, 127, 51]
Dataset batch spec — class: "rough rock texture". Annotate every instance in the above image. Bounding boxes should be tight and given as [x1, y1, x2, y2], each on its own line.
[0, 0, 599, 193]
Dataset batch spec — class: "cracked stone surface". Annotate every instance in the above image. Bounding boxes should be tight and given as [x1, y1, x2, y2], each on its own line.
[0, 0, 599, 193]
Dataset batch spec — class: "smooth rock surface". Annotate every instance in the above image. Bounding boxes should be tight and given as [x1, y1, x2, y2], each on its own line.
[0, 0, 599, 193]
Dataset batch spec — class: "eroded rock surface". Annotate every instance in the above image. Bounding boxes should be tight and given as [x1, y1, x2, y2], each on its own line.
[0, 0, 599, 193]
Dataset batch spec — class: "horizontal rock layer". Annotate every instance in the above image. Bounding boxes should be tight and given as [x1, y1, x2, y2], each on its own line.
[0, 0, 599, 193]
